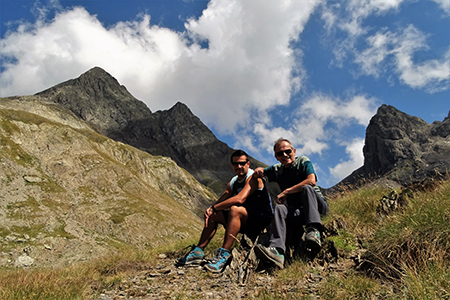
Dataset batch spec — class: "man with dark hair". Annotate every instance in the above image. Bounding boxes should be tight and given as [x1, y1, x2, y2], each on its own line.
[177, 150, 273, 273]
[253, 138, 328, 269]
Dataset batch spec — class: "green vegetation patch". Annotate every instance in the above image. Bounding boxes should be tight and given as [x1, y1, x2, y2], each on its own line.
[6, 196, 44, 220]
[319, 271, 391, 299]
[106, 197, 163, 225]
[25, 175, 66, 193]
[368, 179, 450, 269]
[52, 221, 76, 240]
[328, 230, 358, 253]
[41, 198, 71, 212]
[0, 135, 35, 167]
[9, 224, 46, 240]
[0, 108, 49, 127]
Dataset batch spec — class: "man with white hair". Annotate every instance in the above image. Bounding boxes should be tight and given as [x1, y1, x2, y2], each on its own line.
[253, 138, 328, 269]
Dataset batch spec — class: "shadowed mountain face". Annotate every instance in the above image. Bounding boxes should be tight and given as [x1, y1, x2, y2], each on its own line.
[35, 67, 264, 195]
[332, 104, 450, 191]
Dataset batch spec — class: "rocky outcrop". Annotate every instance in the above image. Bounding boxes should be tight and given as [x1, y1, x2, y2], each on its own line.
[35, 67, 266, 195]
[332, 105, 450, 191]
[0, 97, 215, 268]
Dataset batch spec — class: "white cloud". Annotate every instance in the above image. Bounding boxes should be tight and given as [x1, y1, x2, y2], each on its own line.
[329, 138, 365, 182]
[432, 0, 450, 14]
[393, 26, 450, 91]
[322, 0, 450, 93]
[252, 93, 377, 157]
[0, 0, 321, 137]
[355, 25, 450, 92]
[320, 0, 407, 67]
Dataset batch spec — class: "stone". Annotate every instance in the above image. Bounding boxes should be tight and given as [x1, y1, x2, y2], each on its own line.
[329, 105, 450, 193]
[15, 254, 34, 267]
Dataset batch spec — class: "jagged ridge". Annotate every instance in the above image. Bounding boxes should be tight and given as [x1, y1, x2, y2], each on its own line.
[36, 67, 267, 195]
[331, 104, 450, 192]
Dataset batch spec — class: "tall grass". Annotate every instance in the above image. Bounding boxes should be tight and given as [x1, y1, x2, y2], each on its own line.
[321, 176, 450, 299]
[0, 266, 94, 300]
[365, 177, 450, 279]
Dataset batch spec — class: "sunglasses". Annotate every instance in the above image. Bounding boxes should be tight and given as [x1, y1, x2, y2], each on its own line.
[275, 149, 293, 157]
[231, 161, 248, 167]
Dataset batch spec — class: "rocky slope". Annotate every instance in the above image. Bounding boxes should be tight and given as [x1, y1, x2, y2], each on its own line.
[331, 104, 450, 192]
[35, 67, 266, 195]
[0, 96, 215, 268]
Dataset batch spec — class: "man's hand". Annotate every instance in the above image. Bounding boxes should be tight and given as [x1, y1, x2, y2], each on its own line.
[276, 192, 287, 204]
[204, 206, 214, 227]
[254, 167, 265, 178]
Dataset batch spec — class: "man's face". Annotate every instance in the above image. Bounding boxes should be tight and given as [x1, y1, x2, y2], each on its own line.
[231, 155, 250, 178]
[274, 141, 296, 168]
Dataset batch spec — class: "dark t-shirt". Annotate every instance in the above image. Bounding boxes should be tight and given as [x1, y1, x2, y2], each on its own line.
[264, 156, 324, 203]
[230, 169, 273, 218]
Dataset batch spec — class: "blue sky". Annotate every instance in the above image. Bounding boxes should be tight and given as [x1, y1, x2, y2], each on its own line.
[1, 0, 449, 188]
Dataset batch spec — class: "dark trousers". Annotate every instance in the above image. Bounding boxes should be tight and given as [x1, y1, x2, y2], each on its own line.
[269, 185, 328, 252]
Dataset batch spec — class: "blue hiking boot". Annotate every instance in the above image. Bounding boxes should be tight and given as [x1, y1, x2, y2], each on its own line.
[204, 248, 230, 273]
[176, 245, 204, 266]
[254, 244, 284, 269]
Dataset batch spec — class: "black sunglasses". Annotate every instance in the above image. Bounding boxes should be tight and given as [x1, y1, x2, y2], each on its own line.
[275, 149, 293, 157]
[231, 161, 248, 167]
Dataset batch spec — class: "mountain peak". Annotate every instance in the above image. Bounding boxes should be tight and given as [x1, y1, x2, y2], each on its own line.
[35, 67, 151, 135]
[332, 104, 450, 192]
[33, 67, 245, 195]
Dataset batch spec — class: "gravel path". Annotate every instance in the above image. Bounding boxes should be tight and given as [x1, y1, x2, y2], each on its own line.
[94, 243, 358, 300]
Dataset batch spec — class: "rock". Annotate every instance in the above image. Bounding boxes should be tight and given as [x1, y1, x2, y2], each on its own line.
[15, 254, 34, 267]
[329, 105, 450, 192]
[23, 175, 44, 183]
[377, 188, 410, 219]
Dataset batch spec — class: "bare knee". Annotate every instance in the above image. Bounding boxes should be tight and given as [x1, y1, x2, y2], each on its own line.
[229, 206, 247, 219]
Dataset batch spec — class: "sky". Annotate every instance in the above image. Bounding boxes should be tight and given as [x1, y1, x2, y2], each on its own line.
[0, 0, 449, 188]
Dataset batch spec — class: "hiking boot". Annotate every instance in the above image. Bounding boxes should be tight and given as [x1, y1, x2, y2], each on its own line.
[204, 248, 230, 273]
[176, 245, 204, 266]
[254, 245, 284, 269]
[304, 227, 321, 252]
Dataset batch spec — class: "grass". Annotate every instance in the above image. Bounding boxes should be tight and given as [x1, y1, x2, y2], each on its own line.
[0, 177, 449, 299]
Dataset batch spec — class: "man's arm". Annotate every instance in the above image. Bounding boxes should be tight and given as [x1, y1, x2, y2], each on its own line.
[204, 183, 234, 226]
[254, 167, 265, 178]
[276, 173, 316, 203]
[211, 175, 261, 211]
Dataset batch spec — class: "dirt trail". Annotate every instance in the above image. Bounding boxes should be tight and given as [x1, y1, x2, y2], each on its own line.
[94, 243, 360, 300]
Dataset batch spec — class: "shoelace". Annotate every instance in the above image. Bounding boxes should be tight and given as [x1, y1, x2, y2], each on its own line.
[182, 244, 197, 257]
[210, 248, 227, 263]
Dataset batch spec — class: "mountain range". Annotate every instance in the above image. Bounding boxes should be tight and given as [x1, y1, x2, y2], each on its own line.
[35, 67, 267, 195]
[0, 67, 448, 267]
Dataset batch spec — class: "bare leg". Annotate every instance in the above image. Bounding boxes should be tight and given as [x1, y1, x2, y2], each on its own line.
[197, 211, 226, 249]
[222, 206, 248, 250]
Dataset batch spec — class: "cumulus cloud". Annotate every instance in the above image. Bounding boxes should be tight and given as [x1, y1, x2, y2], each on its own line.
[0, 0, 320, 137]
[329, 138, 365, 182]
[252, 93, 377, 157]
